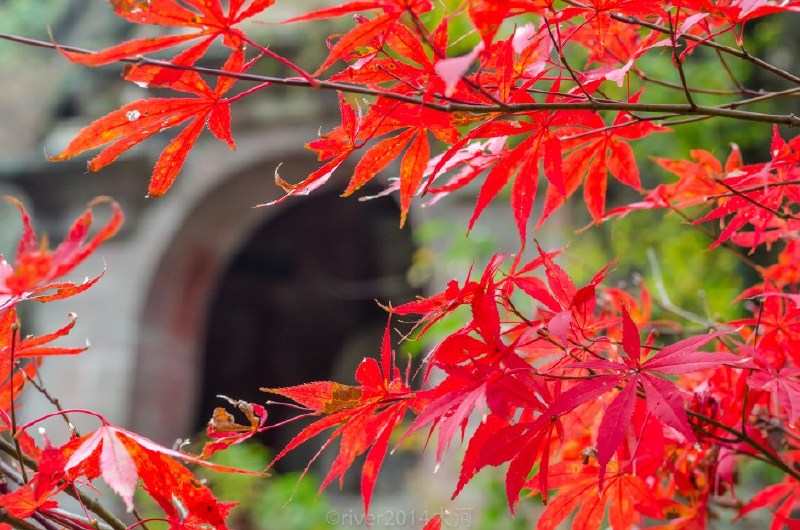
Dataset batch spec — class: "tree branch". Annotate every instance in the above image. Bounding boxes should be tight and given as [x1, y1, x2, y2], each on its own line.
[1, 33, 799, 127]
[0, 510, 45, 530]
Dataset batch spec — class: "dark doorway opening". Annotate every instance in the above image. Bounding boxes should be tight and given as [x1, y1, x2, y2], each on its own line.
[196, 191, 419, 476]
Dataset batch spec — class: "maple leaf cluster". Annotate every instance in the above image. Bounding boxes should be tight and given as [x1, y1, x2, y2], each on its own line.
[51, 0, 800, 233]
[0, 199, 271, 530]
[6, 0, 800, 529]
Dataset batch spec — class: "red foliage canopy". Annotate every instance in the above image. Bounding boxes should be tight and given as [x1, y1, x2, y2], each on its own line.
[4, 1, 800, 529]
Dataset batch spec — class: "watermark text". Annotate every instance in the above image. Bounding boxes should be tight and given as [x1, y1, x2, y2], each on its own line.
[326, 507, 473, 527]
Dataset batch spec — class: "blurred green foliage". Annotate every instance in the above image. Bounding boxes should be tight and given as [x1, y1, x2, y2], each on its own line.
[0, 0, 66, 66]
[0, 0, 66, 35]
[199, 443, 333, 530]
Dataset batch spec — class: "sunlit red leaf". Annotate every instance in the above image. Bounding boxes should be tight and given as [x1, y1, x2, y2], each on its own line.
[51, 50, 245, 196]
[0, 487, 58, 518]
[398, 130, 430, 227]
[344, 129, 416, 196]
[264, 318, 411, 516]
[0, 197, 122, 306]
[61, 0, 274, 66]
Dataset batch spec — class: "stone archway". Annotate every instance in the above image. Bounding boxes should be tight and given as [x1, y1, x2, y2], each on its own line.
[129, 144, 419, 448]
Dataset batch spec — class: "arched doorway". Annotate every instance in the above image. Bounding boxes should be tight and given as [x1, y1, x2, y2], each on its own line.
[196, 189, 419, 473]
[129, 148, 420, 461]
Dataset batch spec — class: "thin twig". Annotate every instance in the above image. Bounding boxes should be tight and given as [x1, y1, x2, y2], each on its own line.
[241, 36, 318, 86]
[667, 205, 760, 270]
[24, 370, 79, 436]
[687, 408, 800, 481]
[0, 461, 67, 530]
[633, 68, 756, 95]
[668, 13, 697, 111]
[545, 17, 595, 102]
[707, 179, 800, 200]
[715, 47, 747, 92]
[403, 5, 509, 108]
[712, 176, 797, 221]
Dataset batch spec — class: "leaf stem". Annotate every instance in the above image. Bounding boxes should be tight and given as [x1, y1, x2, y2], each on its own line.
[668, 12, 697, 111]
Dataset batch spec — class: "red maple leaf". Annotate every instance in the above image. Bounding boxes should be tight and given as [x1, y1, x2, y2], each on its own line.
[344, 126, 430, 227]
[570, 308, 738, 485]
[271, 95, 453, 226]
[268, 93, 358, 205]
[540, 108, 667, 225]
[579, 0, 665, 47]
[532, 461, 663, 530]
[264, 319, 414, 517]
[51, 49, 245, 196]
[736, 291, 800, 366]
[694, 127, 800, 250]
[0, 487, 58, 519]
[285, 1, 433, 75]
[0, 197, 122, 306]
[737, 474, 800, 529]
[61, 0, 275, 66]
[23, 415, 259, 525]
[465, 107, 590, 240]
[514, 243, 611, 344]
[0, 308, 87, 420]
[605, 145, 740, 220]
[749, 366, 800, 427]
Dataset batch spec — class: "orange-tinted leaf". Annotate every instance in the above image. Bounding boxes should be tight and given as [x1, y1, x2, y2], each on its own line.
[314, 14, 395, 75]
[235, 0, 277, 21]
[0, 487, 58, 518]
[267, 154, 350, 206]
[63, 0, 273, 66]
[0, 197, 122, 305]
[208, 104, 235, 149]
[62, 34, 200, 67]
[148, 116, 207, 196]
[399, 131, 430, 227]
[55, 49, 245, 196]
[263, 382, 362, 414]
[49, 99, 199, 169]
[265, 318, 412, 516]
[344, 129, 415, 196]
[116, 432, 236, 528]
[468, 1, 511, 45]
